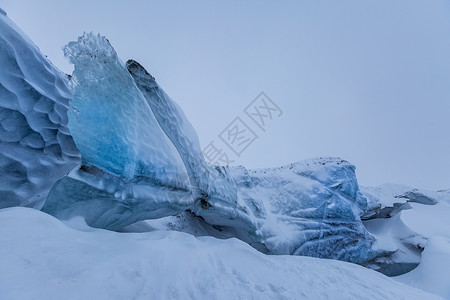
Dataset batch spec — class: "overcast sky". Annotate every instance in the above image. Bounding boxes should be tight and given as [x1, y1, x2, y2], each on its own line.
[2, 0, 449, 190]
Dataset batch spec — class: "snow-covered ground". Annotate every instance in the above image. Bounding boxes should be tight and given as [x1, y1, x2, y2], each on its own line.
[395, 197, 450, 298]
[362, 186, 450, 299]
[0, 207, 441, 300]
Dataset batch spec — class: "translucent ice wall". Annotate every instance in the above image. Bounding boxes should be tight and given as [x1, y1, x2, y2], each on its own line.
[63, 33, 188, 186]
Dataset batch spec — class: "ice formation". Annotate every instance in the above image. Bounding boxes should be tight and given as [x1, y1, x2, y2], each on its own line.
[36, 32, 376, 262]
[229, 158, 376, 261]
[0, 12, 79, 209]
[127, 60, 241, 231]
[2, 11, 449, 285]
[126, 59, 211, 196]
[62, 33, 188, 186]
[126, 60, 376, 261]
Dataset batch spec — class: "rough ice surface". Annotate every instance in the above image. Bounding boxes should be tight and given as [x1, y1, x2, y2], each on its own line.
[62, 33, 188, 186]
[0, 13, 80, 209]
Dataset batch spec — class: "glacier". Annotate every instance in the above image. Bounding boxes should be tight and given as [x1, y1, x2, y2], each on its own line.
[0, 12, 79, 209]
[1, 10, 450, 297]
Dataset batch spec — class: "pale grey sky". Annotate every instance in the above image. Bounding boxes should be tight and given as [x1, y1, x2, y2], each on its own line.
[2, 0, 449, 190]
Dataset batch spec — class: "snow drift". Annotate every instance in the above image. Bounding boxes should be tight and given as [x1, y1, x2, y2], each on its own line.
[0, 207, 440, 300]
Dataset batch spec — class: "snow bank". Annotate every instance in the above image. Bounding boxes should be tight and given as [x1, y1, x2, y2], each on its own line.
[396, 236, 450, 299]
[0, 207, 440, 300]
[394, 199, 450, 299]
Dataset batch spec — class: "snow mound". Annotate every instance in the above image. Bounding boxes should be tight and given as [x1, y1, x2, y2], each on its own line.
[360, 183, 450, 295]
[394, 198, 450, 299]
[0, 12, 80, 209]
[396, 236, 450, 299]
[0, 207, 440, 300]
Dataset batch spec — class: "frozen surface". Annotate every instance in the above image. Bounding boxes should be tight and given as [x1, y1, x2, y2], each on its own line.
[0, 12, 80, 209]
[0, 207, 440, 300]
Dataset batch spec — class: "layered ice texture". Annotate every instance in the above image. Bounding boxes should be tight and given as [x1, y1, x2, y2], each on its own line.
[0, 12, 80, 209]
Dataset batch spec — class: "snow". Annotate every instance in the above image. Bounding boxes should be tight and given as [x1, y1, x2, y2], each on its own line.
[360, 183, 450, 298]
[396, 236, 450, 299]
[394, 199, 450, 299]
[0, 207, 440, 300]
[400, 199, 450, 238]
[0, 12, 80, 209]
[363, 212, 423, 276]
